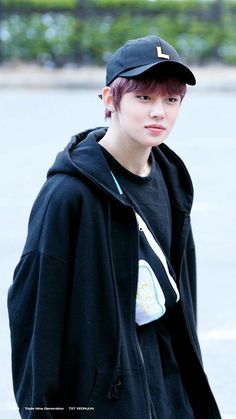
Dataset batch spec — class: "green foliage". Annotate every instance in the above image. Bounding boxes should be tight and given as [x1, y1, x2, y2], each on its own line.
[1, 14, 80, 64]
[3, 0, 76, 10]
[1, 0, 236, 65]
[218, 11, 236, 63]
[90, 0, 201, 12]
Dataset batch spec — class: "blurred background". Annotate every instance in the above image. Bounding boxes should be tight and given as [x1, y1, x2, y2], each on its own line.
[0, 0, 236, 67]
[0, 1, 236, 418]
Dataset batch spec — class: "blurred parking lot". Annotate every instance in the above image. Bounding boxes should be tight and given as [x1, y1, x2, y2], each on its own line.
[0, 72, 236, 418]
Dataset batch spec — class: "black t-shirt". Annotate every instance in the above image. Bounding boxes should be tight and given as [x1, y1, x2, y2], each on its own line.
[100, 145, 195, 419]
[104, 151, 172, 258]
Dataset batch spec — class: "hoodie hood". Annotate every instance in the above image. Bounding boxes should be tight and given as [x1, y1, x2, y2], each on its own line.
[48, 127, 194, 213]
[48, 127, 127, 205]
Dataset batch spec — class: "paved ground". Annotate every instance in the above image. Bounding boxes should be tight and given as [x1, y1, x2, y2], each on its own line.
[1, 63, 236, 91]
[0, 67, 236, 418]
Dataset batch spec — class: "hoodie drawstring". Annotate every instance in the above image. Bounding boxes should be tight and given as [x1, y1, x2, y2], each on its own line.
[107, 366, 122, 400]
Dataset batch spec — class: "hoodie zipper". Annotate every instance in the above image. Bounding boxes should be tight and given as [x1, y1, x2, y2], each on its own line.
[136, 336, 152, 419]
[132, 213, 152, 419]
[110, 171, 152, 419]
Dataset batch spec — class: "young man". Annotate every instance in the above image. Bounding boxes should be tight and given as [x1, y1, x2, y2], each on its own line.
[8, 35, 222, 418]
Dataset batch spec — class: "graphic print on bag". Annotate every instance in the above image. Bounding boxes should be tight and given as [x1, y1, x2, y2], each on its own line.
[135, 212, 180, 326]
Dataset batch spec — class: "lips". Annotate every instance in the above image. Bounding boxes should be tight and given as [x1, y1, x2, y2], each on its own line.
[145, 124, 166, 135]
[145, 124, 165, 130]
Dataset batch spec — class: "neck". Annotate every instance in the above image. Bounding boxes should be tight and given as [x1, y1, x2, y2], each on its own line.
[99, 127, 152, 177]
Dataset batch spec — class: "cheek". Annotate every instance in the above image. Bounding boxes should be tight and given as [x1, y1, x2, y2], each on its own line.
[169, 107, 180, 125]
[128, 107, 145, 124]
[119, 108, 140, 127]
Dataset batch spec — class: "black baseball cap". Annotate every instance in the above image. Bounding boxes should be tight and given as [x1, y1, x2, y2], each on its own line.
[106, 35, 196, 86]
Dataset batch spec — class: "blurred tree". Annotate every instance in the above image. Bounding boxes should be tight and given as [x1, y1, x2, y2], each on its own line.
[0, 0, 236, 65]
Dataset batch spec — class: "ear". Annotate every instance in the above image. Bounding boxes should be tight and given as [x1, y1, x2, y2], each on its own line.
[102, 86, 115, 112]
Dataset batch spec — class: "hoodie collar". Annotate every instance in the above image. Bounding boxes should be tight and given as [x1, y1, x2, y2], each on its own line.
[153, 144, 194, 214]
[48, 127, 193, 213]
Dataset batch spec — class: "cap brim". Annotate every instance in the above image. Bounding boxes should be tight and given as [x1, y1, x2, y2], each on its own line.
[118, 60, 196, 85]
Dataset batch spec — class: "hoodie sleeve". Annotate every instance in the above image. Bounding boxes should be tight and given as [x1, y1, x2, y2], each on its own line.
[8, 253, 71, 418]
[7, 175, 81, 418]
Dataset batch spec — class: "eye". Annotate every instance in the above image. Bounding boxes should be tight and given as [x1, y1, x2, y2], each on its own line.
[166, 96, 180, 103]
[136, 95, 151, 101]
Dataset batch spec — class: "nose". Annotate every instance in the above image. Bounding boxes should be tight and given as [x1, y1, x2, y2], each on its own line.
[149, 99, 165, 120]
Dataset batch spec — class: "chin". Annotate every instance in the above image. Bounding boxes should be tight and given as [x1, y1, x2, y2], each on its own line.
[145, 133, 168, 147]
[149, 138, 166, 147]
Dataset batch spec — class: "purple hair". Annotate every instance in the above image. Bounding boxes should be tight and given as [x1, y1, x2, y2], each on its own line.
[105, 76, 187, 118]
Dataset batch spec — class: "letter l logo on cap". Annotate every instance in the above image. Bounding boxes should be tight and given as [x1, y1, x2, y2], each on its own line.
[156, 46, 169, 59]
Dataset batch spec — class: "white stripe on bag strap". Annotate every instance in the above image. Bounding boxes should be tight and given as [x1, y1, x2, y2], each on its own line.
[135, 212, 180, 302]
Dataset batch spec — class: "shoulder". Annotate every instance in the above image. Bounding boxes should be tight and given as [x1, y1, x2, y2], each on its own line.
[26, 173, 89, 243]
[23, 174, 88, 259]
[33, 172, 90, 214]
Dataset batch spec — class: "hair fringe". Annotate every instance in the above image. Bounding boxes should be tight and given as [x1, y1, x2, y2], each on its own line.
[105, 76, 186, 119]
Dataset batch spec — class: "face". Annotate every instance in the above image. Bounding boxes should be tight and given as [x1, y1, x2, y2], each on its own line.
[112, 90, 181, 150]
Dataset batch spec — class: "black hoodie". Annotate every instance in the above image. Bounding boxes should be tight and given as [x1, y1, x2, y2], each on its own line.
[8, 127, 221, 419]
